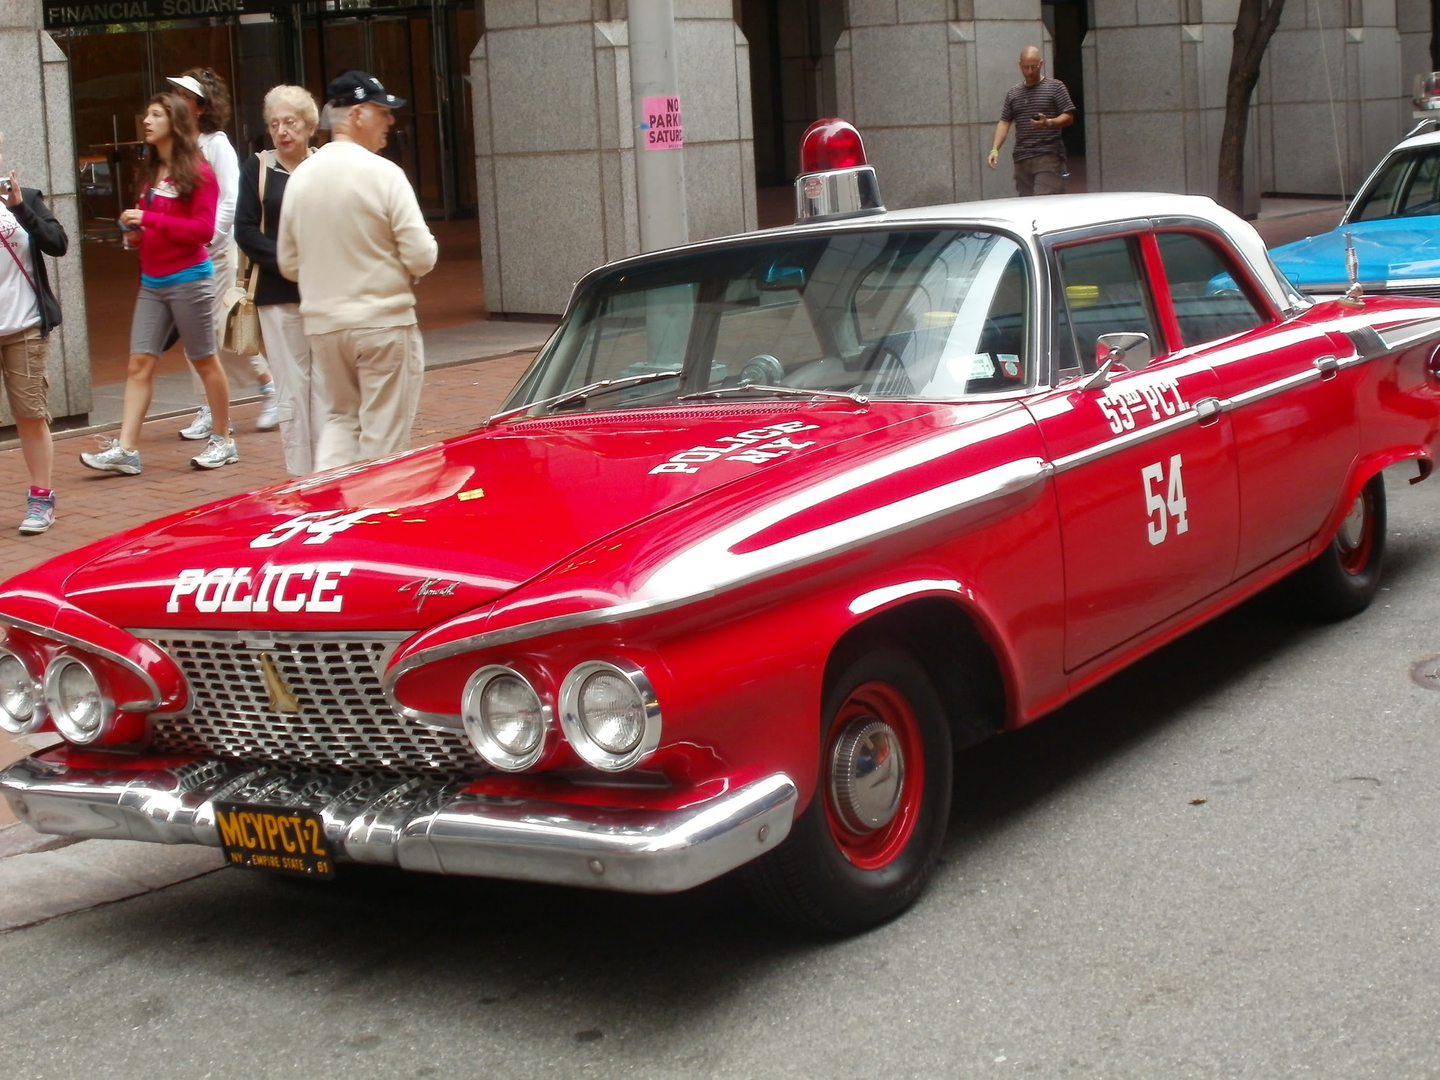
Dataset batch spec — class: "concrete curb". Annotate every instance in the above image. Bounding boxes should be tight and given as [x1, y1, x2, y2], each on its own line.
[0, 837, 224, 932]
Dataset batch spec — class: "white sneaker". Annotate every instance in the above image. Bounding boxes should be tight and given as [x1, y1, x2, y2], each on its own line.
[256, 385, 279, 431]
[179, 406, 213, 440]
[80, 437, 142, 475]
[191, 434, 240, 470]
[179, 405, 235, 440]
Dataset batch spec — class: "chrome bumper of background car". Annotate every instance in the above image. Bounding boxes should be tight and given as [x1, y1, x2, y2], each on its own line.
[0, 756, 798, 894]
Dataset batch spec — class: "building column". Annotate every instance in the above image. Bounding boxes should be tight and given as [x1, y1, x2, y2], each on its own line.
[1084, 0, 1418, 212]
[1253, 0, 1404, 199]
[1081, 1, 1242, 207]
[472, 0, 755, 317]
[0, 7, 90, 425]
[833, 1, 1047, 208]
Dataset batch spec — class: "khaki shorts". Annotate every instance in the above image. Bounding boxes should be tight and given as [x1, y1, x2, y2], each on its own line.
[0, 326, 51, 422]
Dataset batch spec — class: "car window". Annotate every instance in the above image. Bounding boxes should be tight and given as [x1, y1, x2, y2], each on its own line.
[543, 283, 697, 400]
[1157, 232, 1265, 348]
[1054, 236, 1163, 373]
[1351, 149, 1430, 221]
[505, 229, 1036, 411]
[1399, 151, 1440, 216]
[709, 283, 826, 387]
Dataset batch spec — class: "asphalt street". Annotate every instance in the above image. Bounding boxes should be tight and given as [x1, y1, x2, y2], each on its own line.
[0, 463, 1437, 1078]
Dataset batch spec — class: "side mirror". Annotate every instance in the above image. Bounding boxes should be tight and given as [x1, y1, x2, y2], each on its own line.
[1082, 332, 1151, 390]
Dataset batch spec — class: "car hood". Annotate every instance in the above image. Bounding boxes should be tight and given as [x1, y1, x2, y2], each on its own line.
[58, 402, 979, 632]
[1270, 217, 1440, 287]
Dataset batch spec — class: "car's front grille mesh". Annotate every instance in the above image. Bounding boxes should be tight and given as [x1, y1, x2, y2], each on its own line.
[146, 636, 481, 778]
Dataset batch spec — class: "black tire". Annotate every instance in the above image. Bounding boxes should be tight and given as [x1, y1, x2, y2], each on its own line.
[1292, 472, 1387, 621]
[743, 647, 953, 934]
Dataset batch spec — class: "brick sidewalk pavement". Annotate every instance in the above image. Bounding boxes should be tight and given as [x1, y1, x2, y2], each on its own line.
[0, 349, 535, 827]
[0, 351, 536, 579]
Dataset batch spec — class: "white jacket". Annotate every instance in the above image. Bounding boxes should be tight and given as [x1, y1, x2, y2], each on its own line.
[198, 130, 238, 252]
[277, 140, 438, 336]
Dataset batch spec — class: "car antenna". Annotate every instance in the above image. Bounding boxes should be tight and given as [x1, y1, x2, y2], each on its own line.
[1340, 229, 1364, 307]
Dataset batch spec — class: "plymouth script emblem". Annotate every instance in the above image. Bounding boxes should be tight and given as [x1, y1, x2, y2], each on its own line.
[259, 652, 301, 715]
[399, 577, 461, 612]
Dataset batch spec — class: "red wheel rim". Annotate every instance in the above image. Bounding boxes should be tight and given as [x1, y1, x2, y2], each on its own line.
[1336, 487, 1374, 576]
[823, 680, 925, 871]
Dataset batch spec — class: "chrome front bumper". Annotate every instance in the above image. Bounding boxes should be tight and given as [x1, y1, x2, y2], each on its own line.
[0, 756, 798, 894]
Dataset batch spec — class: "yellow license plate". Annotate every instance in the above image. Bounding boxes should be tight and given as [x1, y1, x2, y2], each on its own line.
[213, 802, 336, 878]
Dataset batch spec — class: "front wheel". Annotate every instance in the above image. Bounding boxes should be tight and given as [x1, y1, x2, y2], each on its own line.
[1291, 472, 1387, 621]
[744, 647, 952, 934]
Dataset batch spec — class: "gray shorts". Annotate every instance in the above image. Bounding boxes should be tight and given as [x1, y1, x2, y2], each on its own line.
[130, 276, 218, 361]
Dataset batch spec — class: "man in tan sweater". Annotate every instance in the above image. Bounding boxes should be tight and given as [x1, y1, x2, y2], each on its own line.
[277, 70, 437, 471]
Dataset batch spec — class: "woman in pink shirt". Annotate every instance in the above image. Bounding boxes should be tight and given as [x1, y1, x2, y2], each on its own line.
[81, 92, 239, 475]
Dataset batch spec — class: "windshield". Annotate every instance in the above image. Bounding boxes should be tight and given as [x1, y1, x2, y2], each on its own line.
[502, 228, 1033, 413]
[1349, 146, 1440, 222]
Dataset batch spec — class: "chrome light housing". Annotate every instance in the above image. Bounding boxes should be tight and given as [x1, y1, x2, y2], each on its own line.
[462, 665, 550, 771]
[43, 655, 110, 745]
[0, 648, 43, 735]
[559, 659, 661, 772]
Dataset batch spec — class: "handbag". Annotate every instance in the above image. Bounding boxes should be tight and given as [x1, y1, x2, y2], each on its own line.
[222, 152, 268, 356]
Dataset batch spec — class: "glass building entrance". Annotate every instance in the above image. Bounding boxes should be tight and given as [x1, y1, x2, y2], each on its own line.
[52, 0, 478, 236]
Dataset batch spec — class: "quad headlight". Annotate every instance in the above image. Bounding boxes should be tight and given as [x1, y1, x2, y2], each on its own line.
[0, 648, 42, 735]
[462, 665, 550, 771]
[559, 659, 661, 772]
[43, 655, 109, 744]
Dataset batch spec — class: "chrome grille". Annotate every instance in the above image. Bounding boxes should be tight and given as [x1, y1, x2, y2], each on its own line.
[146, 635, 481, 778]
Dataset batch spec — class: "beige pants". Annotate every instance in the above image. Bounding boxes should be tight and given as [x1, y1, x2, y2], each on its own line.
[259, 304, 316, 475]
[190, 239, 271, 397]
[311, 323, 424, 472]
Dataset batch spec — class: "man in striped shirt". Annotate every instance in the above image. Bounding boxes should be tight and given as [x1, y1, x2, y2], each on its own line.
[987, 46, 1076, 196]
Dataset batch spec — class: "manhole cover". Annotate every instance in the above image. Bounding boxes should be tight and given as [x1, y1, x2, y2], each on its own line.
[1411, 656, 1440, 690]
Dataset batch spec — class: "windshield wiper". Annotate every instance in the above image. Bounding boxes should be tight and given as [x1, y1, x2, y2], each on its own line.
[677, 384, 870, 405]
[484, 369, 685, 427]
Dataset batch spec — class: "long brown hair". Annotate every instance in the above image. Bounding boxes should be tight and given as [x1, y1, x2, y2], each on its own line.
[182, 67, 232, 133]
[138, 92, 205, 199]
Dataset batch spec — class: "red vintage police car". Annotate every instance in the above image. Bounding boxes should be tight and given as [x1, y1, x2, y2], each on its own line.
[4, 121, 1440, 932]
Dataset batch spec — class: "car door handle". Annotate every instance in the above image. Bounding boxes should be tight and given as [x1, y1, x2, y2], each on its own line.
[1195, 397, 1222, 426]
[1314, 354, 1340, 380]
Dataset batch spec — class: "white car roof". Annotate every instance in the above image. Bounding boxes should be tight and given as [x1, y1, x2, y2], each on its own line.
[588, 191, 1300, 316]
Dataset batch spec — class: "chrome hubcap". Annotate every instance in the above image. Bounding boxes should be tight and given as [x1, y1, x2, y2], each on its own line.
[829, 718, 905, 833]
[1337, 492, 1367, 551]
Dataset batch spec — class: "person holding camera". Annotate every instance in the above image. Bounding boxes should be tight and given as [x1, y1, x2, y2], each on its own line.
[80, 92, 238, 476]
[235, 84, 320, 475]
[987, 46, 1075, 197]
[0, 133, 69, 534]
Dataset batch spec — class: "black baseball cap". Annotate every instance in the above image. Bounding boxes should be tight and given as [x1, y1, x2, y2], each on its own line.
[327, 70, 405, 109]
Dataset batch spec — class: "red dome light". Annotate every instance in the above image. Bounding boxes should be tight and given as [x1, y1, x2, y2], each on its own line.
[800, 118, 867, 174]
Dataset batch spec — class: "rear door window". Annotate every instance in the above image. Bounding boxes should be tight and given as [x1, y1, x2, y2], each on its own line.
[1156, 232, 1266, 348]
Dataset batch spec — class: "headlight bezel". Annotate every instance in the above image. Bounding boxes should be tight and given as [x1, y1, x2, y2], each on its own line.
[0, 646, 44, 735]
[43, 653, 112, 745]
[461, 664, 552, 771]
[559, 658, 661, 772]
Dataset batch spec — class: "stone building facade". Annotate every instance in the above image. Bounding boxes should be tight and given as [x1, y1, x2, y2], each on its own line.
[4, 0, 1435, 420]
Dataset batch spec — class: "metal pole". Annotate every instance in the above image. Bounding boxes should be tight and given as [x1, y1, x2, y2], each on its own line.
[628, 0, 688, 252]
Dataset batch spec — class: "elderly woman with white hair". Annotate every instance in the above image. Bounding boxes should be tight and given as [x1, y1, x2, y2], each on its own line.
[234, 84, 322, 475]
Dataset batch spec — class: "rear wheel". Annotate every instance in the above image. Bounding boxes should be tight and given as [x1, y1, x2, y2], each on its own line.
[1292, 472, 1387, 620]
[744, 647, 952, 934]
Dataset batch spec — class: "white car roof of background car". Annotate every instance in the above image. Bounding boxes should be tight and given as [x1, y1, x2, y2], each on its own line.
[1395, 129, 1440, 150]
[571, 191, 1296, 318]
